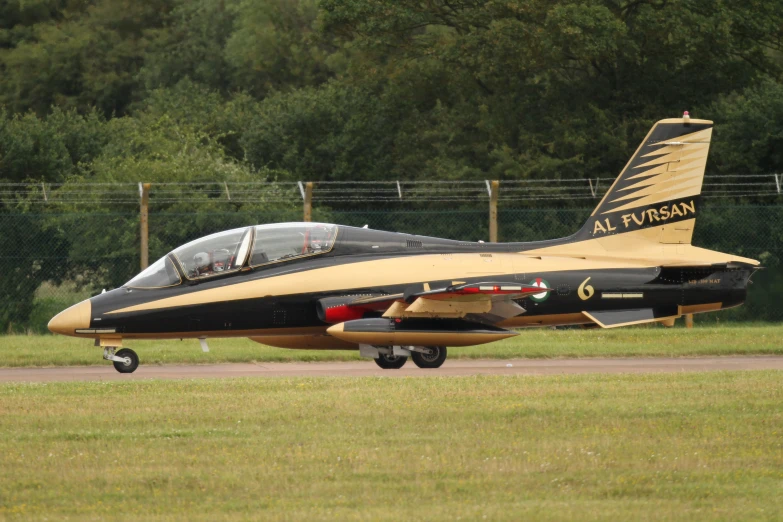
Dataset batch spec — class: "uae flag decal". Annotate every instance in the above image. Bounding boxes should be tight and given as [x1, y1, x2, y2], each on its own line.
[529, 278, 551, 302]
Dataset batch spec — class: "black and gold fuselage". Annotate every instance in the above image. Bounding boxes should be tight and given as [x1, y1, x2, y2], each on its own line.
[54, 223, 755, 349]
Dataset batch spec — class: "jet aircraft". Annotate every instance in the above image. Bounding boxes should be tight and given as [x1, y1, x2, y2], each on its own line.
[49, 115, 759, 372]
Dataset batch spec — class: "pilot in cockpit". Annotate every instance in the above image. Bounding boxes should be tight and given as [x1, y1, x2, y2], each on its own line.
[192, 249, 232, 277]
[177, 224, 336, 279]
[192, 252, 211, 277]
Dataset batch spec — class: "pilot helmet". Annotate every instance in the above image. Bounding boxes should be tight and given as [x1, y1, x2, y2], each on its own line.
[193, 252, 209, 269]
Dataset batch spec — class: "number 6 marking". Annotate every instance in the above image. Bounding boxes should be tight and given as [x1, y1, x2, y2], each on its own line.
[578, 277, 594, 301]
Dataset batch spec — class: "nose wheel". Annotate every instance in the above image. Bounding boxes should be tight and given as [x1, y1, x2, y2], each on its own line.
[103, 347, 139, 373]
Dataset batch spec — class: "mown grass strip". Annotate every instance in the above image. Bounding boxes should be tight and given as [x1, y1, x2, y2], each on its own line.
[0, 323, 781, 368]
[0, 371, 781, 520]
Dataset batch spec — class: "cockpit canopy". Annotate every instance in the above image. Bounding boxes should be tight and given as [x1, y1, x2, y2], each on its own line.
[124, 255, 182, 289]
[125, 223, 337, 289]
[174, 227, 251, 279]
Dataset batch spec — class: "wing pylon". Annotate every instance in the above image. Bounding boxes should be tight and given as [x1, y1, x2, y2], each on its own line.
[318, 282, 549, 323]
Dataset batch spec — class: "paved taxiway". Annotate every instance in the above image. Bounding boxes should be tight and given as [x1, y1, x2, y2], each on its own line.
[1, 356, 782, 382]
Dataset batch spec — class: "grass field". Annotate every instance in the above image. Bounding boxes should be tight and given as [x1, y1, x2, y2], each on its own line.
[0, 323, 781, 368]
[0, 371, 781, 520]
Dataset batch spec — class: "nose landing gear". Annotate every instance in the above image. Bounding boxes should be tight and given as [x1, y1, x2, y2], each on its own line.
[103, 347, 139, 373]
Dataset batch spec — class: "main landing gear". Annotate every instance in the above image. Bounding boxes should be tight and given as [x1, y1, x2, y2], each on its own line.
[375, 353, 408, 369]
[364, 345, 448, 370]
[411, 346, 447, 369]
[103, 347, 139, 373]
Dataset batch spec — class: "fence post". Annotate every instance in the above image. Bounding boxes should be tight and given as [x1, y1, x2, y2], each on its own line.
[303, 182, 313, 222]
[489, 180, 499, 242]
[140, 183, 150, 270]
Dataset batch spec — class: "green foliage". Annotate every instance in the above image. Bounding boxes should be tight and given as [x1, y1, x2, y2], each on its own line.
[3, 0, 783, 181]
[139, 0, 334, 97]
[0, 107, 106, 183]
[316, 0, 783, 181]
[0, 0, 176, 116]
[0, 108, 108, 331]
[138, 0, 237, 93]
[709, 80, 783, 175]
[0, 212, 67, 332]
[224, 0, 332, 95]
[240, 81, 398, 180]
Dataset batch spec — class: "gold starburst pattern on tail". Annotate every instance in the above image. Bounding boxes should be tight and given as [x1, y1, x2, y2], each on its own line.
[602, 127, 712, 214]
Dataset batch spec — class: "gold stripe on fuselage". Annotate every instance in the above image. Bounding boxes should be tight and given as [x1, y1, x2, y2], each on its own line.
[105, 253, 653, 315]
[499, 313, 589, 328]
[521, 229, 759, 265]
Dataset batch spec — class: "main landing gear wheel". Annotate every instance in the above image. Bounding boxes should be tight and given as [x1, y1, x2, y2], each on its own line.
[412, 346, 447, 369]
[374, 353, 408, 370]
[113, 348, 139, 374]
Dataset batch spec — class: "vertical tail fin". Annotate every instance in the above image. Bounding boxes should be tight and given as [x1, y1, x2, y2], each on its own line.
[578, 115, 713, 245]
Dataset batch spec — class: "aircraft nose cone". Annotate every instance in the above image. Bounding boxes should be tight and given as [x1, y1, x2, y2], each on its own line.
[48, 299, 91, 336]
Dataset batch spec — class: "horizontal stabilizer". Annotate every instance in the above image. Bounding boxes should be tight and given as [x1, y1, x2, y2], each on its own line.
[582, 307, 678, 328]
[327, 318, 518, 347]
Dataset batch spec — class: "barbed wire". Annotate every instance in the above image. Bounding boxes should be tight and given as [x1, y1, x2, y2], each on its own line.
[0, 173, 776, 188]
[0, 175, 780, 205]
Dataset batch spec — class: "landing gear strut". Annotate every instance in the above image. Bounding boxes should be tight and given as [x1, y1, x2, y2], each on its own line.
[411, 346, 447, 369]
[103, 347, 139, 373]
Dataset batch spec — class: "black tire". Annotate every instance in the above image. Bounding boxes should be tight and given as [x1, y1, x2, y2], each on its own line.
[411, 346, 447, 369]
[113, 348, 139, 374]
[374, 353, 408, 369]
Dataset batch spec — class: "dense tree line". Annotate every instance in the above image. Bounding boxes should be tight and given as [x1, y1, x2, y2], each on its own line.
[1, 0, 783, 329]
[3, 0, 783, 183]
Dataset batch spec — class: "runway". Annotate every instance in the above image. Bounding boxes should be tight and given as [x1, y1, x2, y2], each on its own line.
[1, 356, 782, 382]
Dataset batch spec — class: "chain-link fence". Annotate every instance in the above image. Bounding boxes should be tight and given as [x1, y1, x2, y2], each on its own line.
[2, 200, 781, 332]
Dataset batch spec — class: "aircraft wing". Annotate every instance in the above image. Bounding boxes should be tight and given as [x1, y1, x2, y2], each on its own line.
[318, 282, 549, 324]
